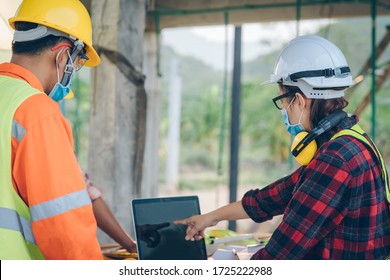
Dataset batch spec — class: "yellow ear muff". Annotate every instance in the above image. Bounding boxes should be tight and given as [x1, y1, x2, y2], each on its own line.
[291, 131, 318, 166]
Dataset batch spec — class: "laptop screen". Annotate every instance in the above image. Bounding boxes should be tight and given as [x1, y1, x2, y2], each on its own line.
[132, 196, 207, 260]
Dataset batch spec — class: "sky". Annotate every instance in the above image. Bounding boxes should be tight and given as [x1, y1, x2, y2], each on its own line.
[190, 21, 328, 44]
[0, 0, 19, 50]
[162, 20, 330, 70]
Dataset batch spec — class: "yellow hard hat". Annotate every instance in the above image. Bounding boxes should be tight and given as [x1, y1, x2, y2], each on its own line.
[65, 89, 75, 100]
[9, 0, 100, 67]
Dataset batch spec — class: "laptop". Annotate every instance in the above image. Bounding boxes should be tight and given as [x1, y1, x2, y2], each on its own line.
[131, 195, 208, 260]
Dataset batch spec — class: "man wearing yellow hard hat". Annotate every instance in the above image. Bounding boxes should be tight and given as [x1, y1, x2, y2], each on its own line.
[0, 0, 103, 259]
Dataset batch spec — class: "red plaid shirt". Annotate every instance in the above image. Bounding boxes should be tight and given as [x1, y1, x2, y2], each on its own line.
[242, 116, 390, 259]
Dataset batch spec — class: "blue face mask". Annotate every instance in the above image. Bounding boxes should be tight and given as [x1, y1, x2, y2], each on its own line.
[49, 50, 76, 102]
[281, 97, 305, 136]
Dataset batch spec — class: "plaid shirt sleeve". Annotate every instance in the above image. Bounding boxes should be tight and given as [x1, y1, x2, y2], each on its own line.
[242, 167, 305, 223]
[243, 140, 352, 259]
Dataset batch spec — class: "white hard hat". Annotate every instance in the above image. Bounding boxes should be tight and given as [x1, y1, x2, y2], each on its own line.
[264, 35, 354, 99]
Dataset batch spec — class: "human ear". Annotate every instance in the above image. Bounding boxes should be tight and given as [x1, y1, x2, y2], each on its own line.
[56, 48, 70, 70]
[295, 93, 307, 109]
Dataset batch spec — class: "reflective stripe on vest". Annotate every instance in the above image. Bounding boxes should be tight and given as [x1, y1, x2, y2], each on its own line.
[12, 119, 26, 142]
[331, 124, 390, 204]
[0, 75, 44, 259]
[30, 189, 91, 222]
[0, 207, 36, 245]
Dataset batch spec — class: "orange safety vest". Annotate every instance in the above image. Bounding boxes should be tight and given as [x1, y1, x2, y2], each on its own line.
[0, 63, 103, 259]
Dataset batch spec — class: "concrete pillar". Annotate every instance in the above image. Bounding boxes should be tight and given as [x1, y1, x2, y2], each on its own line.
[142, 31, 161, 198]
[88, 0, 146, 243]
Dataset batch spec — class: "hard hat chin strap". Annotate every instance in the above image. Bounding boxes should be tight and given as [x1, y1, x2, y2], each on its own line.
[13, 25, 77, 43]
[289, 66, 351, 82]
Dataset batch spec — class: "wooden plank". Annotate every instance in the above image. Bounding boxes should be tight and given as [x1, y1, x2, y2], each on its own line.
[354, 62, 390, 116]
[347, 26, 390, 99]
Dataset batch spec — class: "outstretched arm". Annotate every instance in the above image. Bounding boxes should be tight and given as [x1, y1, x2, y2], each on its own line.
[92, 197, 137, 253]
[174, 201, 249, 241]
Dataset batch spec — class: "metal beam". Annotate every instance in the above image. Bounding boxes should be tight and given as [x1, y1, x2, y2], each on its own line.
[371, 0, 377, 141]
[228, 26, 242, 232]
[146, 0, 390, 30]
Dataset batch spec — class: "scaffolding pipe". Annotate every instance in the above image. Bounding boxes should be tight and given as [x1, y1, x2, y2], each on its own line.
[371, 0, 377, 141]
[228, 26, 242, 232]
[148, 0, 390, 17]
[296, 0, 301, 36]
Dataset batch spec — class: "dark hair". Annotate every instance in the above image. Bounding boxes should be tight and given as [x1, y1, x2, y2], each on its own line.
[12, 22, 72, 56]
[279, 83, 348, 128]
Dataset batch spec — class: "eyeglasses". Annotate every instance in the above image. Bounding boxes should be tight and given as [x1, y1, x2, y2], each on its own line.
[75, 51, 88, 71]
[272, 91, 295, 110]
[51, 43, 89, 71]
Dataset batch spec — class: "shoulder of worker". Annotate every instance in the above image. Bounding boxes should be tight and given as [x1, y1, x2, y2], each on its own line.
[14, 94, 66, 130]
